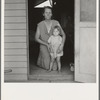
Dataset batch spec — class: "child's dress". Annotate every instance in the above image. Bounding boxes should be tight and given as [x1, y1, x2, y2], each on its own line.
[48, 35, 63, 58]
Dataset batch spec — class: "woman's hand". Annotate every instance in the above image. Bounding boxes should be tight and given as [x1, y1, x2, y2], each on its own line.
[46, 43, 51, 52]
[57, 44, 64, 53]
[47, 44, 54, 53]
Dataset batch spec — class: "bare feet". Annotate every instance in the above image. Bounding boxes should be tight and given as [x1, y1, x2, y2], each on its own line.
[47, 69, 52, 72]
[58, 69, 61, 73]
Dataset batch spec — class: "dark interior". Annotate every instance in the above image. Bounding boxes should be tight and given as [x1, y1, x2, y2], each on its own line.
[28, 0, 74, 74]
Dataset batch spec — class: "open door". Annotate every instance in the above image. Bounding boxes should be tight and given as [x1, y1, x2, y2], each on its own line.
[75, 0, 96, 82]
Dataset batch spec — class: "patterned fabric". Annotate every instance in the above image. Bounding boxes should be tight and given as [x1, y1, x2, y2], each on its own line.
[48, 35, 63, 58]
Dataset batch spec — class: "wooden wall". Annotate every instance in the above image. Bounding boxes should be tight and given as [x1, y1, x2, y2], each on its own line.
[4, 0, 28, 81]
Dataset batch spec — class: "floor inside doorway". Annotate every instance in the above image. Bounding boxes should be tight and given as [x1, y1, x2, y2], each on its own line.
[29, 63, 76, 83]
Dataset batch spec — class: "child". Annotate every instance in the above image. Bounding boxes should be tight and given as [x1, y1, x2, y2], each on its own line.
[48, 25, 63, 72]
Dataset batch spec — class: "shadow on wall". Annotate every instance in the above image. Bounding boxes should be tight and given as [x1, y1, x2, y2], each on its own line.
[60, 13, 74, 64]
[29, 30, 40, 65]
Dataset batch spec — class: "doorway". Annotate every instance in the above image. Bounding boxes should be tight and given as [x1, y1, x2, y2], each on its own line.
[28, 0, 75, 82]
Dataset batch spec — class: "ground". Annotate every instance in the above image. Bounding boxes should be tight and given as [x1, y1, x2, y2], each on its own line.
[29, 63, 76, 83]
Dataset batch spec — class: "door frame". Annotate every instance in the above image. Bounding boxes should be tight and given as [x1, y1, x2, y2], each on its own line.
[74, 0, 96, 82]
[26, 0, 30, 80]
[27, 0, 76, 80]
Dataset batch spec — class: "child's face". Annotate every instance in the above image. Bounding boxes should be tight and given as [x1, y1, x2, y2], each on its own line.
[53, 28, 59, 36]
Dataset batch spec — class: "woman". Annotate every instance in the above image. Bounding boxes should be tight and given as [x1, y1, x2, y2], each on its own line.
[35, 6, 66, 70]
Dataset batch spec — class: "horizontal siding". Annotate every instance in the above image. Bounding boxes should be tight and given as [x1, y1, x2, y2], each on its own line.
[5, 30, 27, 35]
[5, 10, 26, 16]
[5, 49, 27, 55]
[5, 56, 27, 61]
[5, 17, 26, 23]
[5, 4, 26, 10]
[5, 62, 27, 67]
[5, 43, 27, 48]
[4, 0, 28, 81]
[5, 74, 27, 81]
[5, 67, 27, 74]
[5, 24, 26, 29]
[5, 0, 26, 3]
[5, 37, 26, 42]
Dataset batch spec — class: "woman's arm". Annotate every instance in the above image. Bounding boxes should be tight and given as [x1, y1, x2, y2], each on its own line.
[35, 25, 48, 46]
[48, 37, 54, 53]
[57, 22, 66, 49]
[50, 44, 54, 53]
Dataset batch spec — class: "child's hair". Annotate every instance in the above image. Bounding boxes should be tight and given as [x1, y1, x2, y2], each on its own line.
[53, 25, 62, 35]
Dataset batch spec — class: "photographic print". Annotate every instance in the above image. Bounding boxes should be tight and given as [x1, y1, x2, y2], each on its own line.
[4, 0, 97, 83]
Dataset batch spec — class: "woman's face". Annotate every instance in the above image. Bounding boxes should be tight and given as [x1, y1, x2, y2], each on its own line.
[43, 8, 52, 20]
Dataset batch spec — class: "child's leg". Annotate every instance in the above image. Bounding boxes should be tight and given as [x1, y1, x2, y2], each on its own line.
[56, 56, 61, 71]
[49, 56, 55, 71]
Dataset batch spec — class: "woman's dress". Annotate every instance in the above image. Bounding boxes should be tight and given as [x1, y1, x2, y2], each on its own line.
[37, 20, 63, 70]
